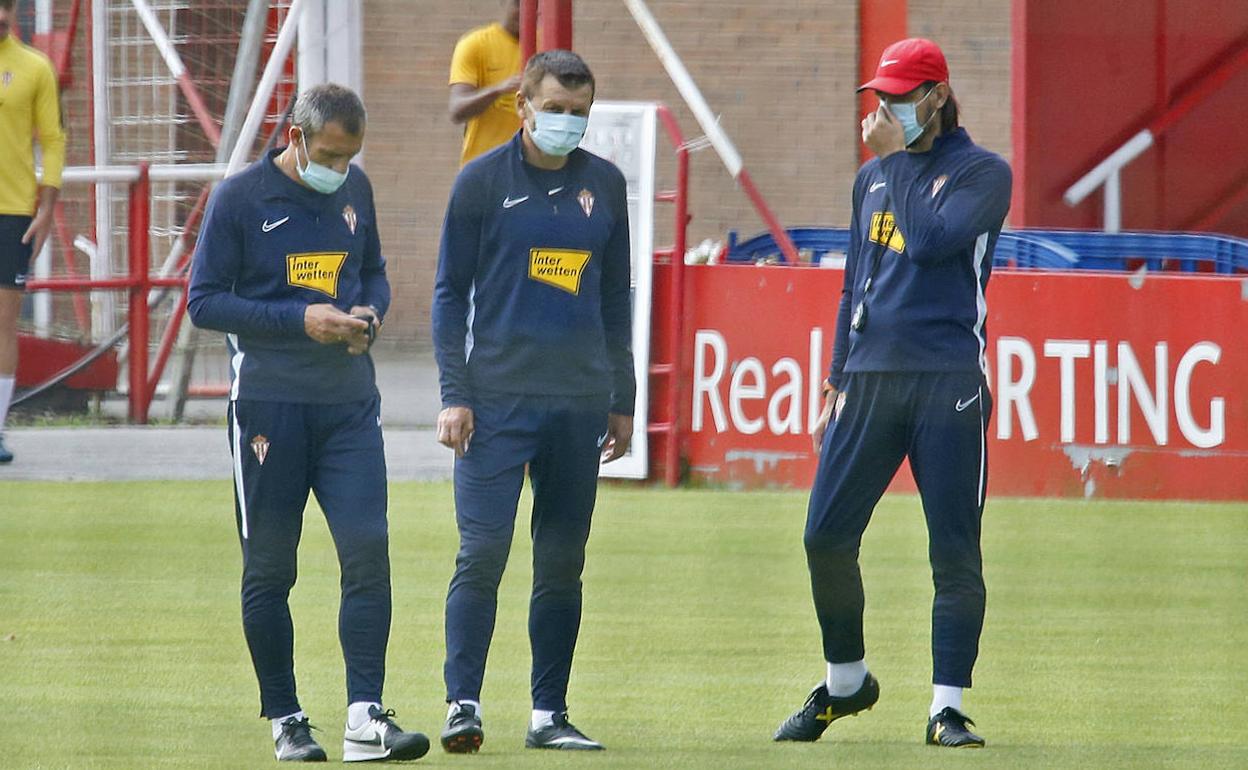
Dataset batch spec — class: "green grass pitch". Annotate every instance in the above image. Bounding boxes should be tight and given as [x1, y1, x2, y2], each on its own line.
[1, 481, 1246, 768]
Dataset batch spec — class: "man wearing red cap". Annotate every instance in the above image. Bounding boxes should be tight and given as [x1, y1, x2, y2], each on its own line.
[774, 38, 1011, 749]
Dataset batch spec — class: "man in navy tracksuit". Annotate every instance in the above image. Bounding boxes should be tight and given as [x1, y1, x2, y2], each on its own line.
[188, 84, 428, 763]
[432, 50, 634, 754]
[774, 39, 1011, 749]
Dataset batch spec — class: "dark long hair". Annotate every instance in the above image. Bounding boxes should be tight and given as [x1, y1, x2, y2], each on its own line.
[925, 80, 960, 133]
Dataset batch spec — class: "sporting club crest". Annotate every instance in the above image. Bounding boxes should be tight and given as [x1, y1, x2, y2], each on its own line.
[342, 204, 357, 235]
[250, 435, 270, 465]
[577, 188, 594, 218]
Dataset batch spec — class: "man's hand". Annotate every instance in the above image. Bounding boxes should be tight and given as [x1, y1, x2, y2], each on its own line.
[304, 303, 370, 352]
[347, 305, 381, 355]
[449, 74, 524, 124]
[862, 104, 906, 160]
[496, 73, 523, 98]
[437, 406, 475, 458]
[601, 413, 633, 463]
[20, 207, 54, 257]
[811, 387, 838, 454]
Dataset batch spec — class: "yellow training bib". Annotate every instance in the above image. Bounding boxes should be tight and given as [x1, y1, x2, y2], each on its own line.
[529, 249, 591, 295]
[287, 252, 348, 298]
[869, 212, 906, 253]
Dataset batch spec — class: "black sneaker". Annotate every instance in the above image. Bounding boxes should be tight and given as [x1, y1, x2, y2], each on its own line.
[524, 713, 603, 750]
[926, 707, 985, 748]
[773, 673, 880, 741]
[342, 706, 430, 762]
[0, 435, 12, 464]
[275, 716, 328, 762]
[440, 703, 484, 754]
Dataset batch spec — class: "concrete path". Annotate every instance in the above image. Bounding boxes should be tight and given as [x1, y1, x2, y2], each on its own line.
[1, 346, 459, 479]
[2, 346, 456, 483]
[0, 426, 453, 482]
[95, 345, 445, 429]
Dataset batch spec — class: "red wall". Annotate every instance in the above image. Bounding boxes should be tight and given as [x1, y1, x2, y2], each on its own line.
[674, 264, 1248, 500]
[1012, 0, 1248, 235]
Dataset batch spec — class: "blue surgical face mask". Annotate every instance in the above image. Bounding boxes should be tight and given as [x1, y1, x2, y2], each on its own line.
[886, 88, 937, 146]
[295, 130, 349, 194]
[526, 104, 589, 157]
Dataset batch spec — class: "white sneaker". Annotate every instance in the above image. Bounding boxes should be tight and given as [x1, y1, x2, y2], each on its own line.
[342, 706, 430, 762]
[274, 716, 327, 762]
[524, 712, 604, 750]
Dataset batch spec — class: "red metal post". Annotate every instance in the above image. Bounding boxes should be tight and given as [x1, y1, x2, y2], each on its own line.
[128, 164, 152, 423]
[1009, 0, 1028, 226]
[520, 0, 538, 64]
[539, 0, 573, 51]
[858, 0, 908, 166]
[666, 152, 689, 487]
[64, 0, 83, 69]
[655, 105, 690, 487]
[146, 186, 210, 399]
[148, 293, 184, 407]
[52, 204, 92, 335]
[1148, 35, 1248, 137]
[176, 72, 222, 148]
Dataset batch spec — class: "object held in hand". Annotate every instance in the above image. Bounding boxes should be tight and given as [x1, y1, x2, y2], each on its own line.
[353, 313, 377, 346]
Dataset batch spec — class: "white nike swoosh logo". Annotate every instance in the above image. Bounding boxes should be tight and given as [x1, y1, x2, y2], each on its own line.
[881, 58, 900, 66]
[548, 186, 564, 196]
[955, 393, 981, 412]
[261, 216, 289, 232]
[596, 431, 610, 448]
[869, 181, 887, 192]
[502, 195, 530, 209]
[546, 735, 599, 746]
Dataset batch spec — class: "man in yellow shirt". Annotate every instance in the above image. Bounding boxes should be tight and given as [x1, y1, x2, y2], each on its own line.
[448, 0, 523, 166]
[0, 0, 65, 463]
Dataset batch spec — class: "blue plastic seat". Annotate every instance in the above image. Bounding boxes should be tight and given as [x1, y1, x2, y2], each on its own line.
[723, 227, 1248, 273]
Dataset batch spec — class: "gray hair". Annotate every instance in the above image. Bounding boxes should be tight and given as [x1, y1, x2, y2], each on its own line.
[292, 83, 366, 138]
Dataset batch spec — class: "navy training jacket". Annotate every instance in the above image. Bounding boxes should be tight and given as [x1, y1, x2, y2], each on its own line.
[829, 127, 1012, 388]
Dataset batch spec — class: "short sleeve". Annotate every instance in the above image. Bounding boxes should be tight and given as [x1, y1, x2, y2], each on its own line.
[449, 31, 481, 87]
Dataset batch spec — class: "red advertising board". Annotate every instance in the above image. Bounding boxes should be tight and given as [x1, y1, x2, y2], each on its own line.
[681, 264, 1248, 500]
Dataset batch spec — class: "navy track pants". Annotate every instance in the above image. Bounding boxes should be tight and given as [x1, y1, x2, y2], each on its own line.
[228, 396, 390, 717]
[443, 393, 608, 712]
[804, 371, 991, 688]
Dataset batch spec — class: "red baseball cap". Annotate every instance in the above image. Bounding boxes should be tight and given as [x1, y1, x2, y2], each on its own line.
[857, 38, 949, 95]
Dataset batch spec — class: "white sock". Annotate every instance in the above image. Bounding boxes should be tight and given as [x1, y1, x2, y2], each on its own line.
[347, 701, 380, 730]
[271, 710, 305, 740]
[0, 376, 14, 432]
[530, 709, 556, 731]
[930, 685, 963, 717]
[826, 660, 868, 697]
[449, 699, 481, 719]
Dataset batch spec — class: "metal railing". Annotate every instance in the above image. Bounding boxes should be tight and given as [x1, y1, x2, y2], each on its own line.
[1064, 35, 1248, 232]
[25, 163, 227, 423]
